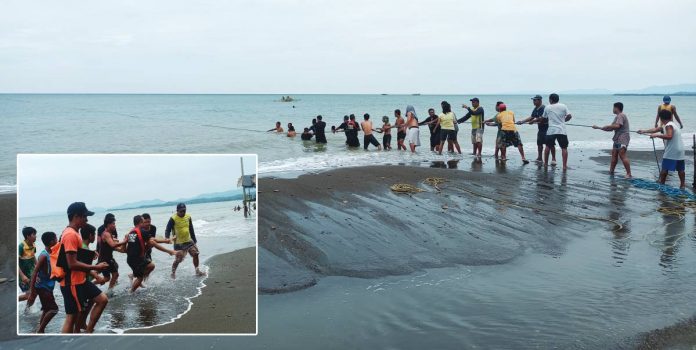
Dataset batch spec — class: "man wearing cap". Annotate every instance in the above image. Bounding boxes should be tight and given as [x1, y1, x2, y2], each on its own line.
[542, 93, 573, 170]
[518, 95, 556, 164]
[654, 96, 683, 129]
[165, 203, 205, 278]
[60, 202, 109, 333]
[459, 98, 485, 159]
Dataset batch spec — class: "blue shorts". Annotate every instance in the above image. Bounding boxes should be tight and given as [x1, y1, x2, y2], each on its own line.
[662, 159, 685, 172]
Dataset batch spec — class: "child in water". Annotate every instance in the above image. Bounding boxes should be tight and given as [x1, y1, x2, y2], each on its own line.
[376, 116, 392, 150]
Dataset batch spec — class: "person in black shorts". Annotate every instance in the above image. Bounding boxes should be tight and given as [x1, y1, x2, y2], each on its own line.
[419, 108, 441, 151]
[140, 213, 174, 281]
[395, 109, 407, 150]
[98, 214, 126, 295]
[125, 215, 176, 293]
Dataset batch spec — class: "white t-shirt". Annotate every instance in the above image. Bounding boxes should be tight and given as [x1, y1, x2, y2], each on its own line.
[542, 103, 571, 136]
[662, 121, 685, 160]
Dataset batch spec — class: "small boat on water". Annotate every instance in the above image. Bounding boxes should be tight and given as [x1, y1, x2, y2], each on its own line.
[280, 95, 295, 102]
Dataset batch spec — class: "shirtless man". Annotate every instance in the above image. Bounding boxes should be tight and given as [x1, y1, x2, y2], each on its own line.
[405, 105, 420, 153]
[361, 113, 382, 150]
[267, 121, 284, 133]
[394, 109, 407, 151]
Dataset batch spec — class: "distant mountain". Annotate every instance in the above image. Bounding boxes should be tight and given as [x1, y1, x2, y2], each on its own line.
[108, 189, 245, 210]
[616, 84, 696, 95]
[559, 88, 613, 95]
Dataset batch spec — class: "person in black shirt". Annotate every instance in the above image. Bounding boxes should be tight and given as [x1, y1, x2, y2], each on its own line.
[517, 95, 555, 163]
[334, 115, 351, 145]
[124, 215, 176, 293]
[98, 215, 126, 295]
[419, 108, 441, 151]
[314, 115, 327, 144]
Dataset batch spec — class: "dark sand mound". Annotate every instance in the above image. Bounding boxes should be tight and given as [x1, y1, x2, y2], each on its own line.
[259, 164, 622, 294]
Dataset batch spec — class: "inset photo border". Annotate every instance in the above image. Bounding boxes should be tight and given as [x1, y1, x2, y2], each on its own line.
[16, 154, 258, 336]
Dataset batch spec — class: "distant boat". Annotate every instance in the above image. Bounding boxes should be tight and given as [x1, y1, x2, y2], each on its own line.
[411, 93, 421, 96]
[381, 93, 388, 96]
[280, 95, 295, 102]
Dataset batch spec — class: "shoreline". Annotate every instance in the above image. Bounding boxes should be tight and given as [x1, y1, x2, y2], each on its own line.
[127, 246, 256, 334]
[0, 192, 17, 341]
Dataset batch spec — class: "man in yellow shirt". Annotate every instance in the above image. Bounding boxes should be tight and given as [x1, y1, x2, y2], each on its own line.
[486, 104, 529, 164]
[165, 203, 205, 278]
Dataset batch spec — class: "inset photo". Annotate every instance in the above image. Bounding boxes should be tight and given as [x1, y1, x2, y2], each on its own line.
[16, 154, 257, 335]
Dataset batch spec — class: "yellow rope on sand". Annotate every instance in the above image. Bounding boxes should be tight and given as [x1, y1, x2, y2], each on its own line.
[390, 183, 425, 194]
[423, 177, 446, 191]
[390, 177, 447, 194]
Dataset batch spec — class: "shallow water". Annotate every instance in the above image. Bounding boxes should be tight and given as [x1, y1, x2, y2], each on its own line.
[1, 93, 694, 189]
[16, 200, 256, 334]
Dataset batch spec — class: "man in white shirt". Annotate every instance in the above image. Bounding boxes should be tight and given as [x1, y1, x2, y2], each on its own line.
[542, 93, 573, 170]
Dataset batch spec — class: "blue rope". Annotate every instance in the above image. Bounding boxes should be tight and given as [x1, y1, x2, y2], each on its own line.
[629, 178, 696, 200]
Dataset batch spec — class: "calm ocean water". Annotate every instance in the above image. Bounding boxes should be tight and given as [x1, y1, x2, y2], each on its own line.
[1, 93, 694, 190]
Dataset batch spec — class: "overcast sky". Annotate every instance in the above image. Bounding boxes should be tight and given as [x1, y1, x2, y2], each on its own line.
[1, 0, 694, 94]
[18, 154, 256, 217]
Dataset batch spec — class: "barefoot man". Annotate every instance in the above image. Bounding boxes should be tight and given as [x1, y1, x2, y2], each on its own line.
[166, 203, 205, 278]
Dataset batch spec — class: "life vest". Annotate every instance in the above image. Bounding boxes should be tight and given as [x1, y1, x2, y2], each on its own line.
[170, 214, 193, 244]
[659, 103, 674, 112]
[129, 227, 146, 258]
[49, 235, 68, 283]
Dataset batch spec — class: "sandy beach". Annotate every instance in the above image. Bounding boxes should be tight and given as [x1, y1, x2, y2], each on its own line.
[128, 247, 257, 334]
[0, 193, 17, 341]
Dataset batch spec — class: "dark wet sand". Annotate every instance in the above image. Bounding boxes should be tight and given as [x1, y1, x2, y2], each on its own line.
[128, 247, 256, 334]
[259, 162, 591, 293]
[0, 193, 17, 341]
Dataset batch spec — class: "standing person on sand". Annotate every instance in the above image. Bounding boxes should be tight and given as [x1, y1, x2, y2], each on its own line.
[314, 115, 327, 144]
[436, 101, 461, 155]
[58, 202, 109, 333]
[638, 109, 687, 189]
[361, 113, 382, 150]
[395, 109, 407, 151]
[405, 105, 420, 153]
[165, 203, 206, 279]
[592, 102, 632, 178]
[486, 104, 529, 164]
[518, 95, 556, 164]
[542, 93, 573, 170]
[418, 108, 441, 151]
[654, 95, 683, 129]
[484, 102, 505, 159]
[459, 97, 485, 159]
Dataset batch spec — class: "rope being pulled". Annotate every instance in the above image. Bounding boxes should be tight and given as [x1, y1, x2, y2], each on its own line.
[629, 178, 696, 201]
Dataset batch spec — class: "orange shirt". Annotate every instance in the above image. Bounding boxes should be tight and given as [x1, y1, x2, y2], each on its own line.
[60, 227, 86, 287]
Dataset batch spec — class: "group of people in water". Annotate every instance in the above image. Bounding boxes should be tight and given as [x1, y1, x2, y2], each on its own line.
[17, 202, 205, 333]
[269, 94, 689, 188]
